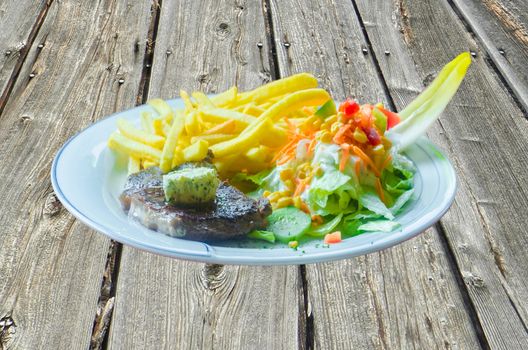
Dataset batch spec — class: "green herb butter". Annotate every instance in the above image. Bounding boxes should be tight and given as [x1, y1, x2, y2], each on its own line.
[163, 167, 220, 205]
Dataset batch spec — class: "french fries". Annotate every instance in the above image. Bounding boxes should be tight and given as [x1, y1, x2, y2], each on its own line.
[210, 86, 237, 107]
[182, 139, 209, 161]
[191, 133, 236, 145]
[210, 118, 274, 157]
[128, 156, 141, 175]
[160, 111, 185, 173]
[199, 107, 256, 127]
[108, 133, 161, 162]
[148, 99, 173, 121]
[117, 118, 165, 149]
[107, 72, 335, 177]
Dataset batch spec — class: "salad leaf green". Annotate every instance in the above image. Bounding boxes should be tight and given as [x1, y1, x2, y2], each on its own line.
[306, 213, 343, 237]
[359, 191, 394, 220]
[387, 52, 471, 150]
[248, 230, 276, 243]
[358, 220, 400, 233]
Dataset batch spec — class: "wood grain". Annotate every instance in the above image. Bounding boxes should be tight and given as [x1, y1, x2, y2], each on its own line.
[355, 0, 528, 348]
[269, 0, 481, 348]
[107, 1, 302, 349]
[450, 0, 528, 111]
[0, 0, 151, 348]
[0, 0, 50, 108]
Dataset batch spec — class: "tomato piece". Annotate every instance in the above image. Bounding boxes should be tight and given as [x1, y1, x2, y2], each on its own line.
[324, 231, 342, 244]
[379, 107, 401, 130]
[364, 127, 381, 146]
[338, 98, 360, 118]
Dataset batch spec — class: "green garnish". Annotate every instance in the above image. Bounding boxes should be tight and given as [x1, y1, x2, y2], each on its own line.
[315, 99, 337, 119]
[248, 230, 276, 243]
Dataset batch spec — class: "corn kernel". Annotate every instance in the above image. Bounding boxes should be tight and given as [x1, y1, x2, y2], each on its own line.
[330, 121, 343, 134]
[280, 191, 292, 198]
[268, 192, 281, 203]
[301, 162, 312, 171]
[293, 196, 302, 208]
[372, 144, 385, 155]
[280, 168, 294, 181]
[263, 190, 271, 198]
[288, 241, 299, 249]
[284, 179, 295, 190]
[320, 130, 332, 143]
[325, 114, 338, 125]
[276, 197, 293, 208]
[313, 117, 323, 129]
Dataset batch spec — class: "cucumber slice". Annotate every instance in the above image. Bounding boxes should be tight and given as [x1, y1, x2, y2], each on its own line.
[266, 207, 311, 243]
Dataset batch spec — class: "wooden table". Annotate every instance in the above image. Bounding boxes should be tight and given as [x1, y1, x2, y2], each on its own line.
[1, 0, 527, 348]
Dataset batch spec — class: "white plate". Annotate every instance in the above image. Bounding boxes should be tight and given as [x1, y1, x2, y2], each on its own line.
[51, 98, 456, 265]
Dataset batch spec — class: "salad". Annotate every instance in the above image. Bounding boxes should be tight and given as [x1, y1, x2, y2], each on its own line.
[108, 52, 471, 247]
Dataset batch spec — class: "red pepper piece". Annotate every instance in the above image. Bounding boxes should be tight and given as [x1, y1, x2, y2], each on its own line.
[338, 98, 360, 118]
[379, 106, 401, 130]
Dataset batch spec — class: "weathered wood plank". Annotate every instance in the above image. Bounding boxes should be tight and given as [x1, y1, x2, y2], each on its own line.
[355, 0, 528, 348]
[107, 1, 302, 349]
[0, 0, 152, 349]
[450, 0, 528, 111]
[269, 0, 482, 348]
[0, 0, 49, 107]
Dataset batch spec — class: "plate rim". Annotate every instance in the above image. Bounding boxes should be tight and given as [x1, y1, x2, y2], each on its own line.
[51, 100, 457, 265]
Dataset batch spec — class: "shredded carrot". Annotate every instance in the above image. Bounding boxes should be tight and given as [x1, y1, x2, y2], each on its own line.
[272, 137, 299, 163]
[293, 175, 313, 197]
[333, 124, 351, 144]
[339, 147, 350, 172]
[293, 179, 306, 197]
[300, 202, 311, 214]
[352, 146, 380, 177]
[311, 215, 323, 224]
[354, 160, 361, 179]
[284, 117, 296, 132]
[307, 138, 317, 155]
[375, 178, 386, 204]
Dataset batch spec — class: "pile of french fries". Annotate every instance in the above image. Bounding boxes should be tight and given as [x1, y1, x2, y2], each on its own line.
[107, 73, 331, 176]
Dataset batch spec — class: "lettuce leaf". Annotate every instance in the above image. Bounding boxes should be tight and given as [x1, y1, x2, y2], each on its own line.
[232, 169, 272, 186]
[358, 220, 400, 233]
[305, 169, 359, 215]
[359, 191, 394, 219]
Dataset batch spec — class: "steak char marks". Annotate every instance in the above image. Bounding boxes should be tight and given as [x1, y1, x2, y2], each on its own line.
[119, 166, 271, 242]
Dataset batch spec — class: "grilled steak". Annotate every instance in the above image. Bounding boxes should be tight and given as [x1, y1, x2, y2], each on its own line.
[119, 167, 271, 242]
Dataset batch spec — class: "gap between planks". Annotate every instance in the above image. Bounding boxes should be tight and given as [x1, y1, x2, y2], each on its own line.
[89, 1, 163, 349]
[434, 223, 491, 350]
[444, 0, 528, 115]
[0, 0, 54, 116]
